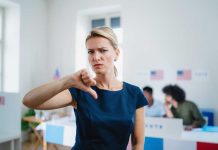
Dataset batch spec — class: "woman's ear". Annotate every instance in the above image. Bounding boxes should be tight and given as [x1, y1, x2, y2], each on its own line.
[114, 48, 120, 61]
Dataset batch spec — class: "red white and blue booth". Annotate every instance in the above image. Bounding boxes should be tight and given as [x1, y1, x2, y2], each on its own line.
[37, 117, 218, 150]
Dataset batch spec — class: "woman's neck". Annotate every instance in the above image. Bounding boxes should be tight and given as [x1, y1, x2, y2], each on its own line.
[95, 71, 122, 90]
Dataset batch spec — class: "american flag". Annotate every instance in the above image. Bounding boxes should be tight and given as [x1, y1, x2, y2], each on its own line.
[53, 69, 60, 80]
[0, 96, 5, 105]
[150, 70, 164, 80]
[177, 70, 192, 80]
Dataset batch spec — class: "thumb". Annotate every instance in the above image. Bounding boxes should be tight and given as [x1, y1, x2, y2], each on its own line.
[90, 78, 97, 86]
[85, 87, 98, 99]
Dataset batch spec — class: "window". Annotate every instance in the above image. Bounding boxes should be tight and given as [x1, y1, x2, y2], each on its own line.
[0, 7, 4, 91]
[90, 15, 123, 80]
[92, 18, 105, 28]
[110, 17, 120, 28]
[0, 4, 20, 92]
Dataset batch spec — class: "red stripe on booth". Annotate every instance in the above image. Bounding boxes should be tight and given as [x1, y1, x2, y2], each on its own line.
[197, 142, 218, 150]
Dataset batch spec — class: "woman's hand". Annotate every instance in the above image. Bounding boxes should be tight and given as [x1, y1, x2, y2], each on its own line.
[164, 101, 174, 118]
[184, 125, 193, 131]
[72, 69, 98, 99]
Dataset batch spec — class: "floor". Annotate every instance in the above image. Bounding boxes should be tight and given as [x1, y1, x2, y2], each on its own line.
[22, 141, 71, 150]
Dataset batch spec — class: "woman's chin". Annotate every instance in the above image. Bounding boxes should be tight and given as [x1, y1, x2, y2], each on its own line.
[94, 69, 105, 75]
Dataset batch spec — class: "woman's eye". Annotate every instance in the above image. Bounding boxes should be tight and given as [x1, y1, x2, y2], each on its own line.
[88, 51, 94, 54]
[101, 49, 108, 53]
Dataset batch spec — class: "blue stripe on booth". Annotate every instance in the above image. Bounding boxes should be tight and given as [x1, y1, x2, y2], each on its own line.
[144, 137, 163, 150]
[202, 126, 218, 132]
[46, 124, 64, 145]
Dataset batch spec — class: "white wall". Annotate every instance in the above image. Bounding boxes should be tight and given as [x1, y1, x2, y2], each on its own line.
[47, 0, 76, 76]
[4, 0, 49, 114]
[122, 0, 218, 125]
[9, 0, 48, 94]
[46, 0, 218, 125]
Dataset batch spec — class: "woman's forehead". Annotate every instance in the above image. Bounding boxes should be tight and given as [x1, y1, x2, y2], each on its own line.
[86, 37, 112, 49]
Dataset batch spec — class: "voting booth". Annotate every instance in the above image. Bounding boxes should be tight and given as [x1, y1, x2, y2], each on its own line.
[37, 116, 218, 150]
[0, 92, 21, 150]
[144, 117, 218, 150]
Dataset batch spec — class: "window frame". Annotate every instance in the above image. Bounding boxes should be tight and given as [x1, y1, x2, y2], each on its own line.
[89, 13, 121, 29]
[0, 7, 5, 91]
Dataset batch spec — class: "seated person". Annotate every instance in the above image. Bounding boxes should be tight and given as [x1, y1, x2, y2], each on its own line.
[143, 86, 165, 117]
[162, 84, 205, 130]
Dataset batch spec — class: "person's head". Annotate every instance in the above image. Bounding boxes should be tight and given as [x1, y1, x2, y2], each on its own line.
[143, 86, 153, 105]
[85, 26, 120, 77]
[162, 84, 186, 104]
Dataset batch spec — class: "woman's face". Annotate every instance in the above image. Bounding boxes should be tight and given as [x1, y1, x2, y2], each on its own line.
[165, 94, 174, 104]
[86, 37, 119, 75]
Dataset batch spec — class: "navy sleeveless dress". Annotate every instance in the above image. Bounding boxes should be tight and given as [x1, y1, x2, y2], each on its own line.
[68, 82, 148, 150]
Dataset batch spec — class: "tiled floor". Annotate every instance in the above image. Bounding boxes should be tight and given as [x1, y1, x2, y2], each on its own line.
[22, 141, 71, 150]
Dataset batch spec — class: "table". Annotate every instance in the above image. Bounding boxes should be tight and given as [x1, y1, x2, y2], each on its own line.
[22, 116, 47, 150]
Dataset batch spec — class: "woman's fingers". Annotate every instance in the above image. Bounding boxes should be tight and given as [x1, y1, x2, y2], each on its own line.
[76, 81, 98, 99]
[78, 69, 97, 99]
[81, 70, 96, 87]
[85, 87, 98, 99]
[83, 78, 96, 87]
[90, 79, 96, 86]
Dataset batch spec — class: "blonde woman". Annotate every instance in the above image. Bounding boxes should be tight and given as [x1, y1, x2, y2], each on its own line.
[23, 27, 148, 150]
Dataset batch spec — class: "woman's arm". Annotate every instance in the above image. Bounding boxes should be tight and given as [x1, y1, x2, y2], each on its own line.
[132, 107, 145, 150]
[23, 70, 97, 110]
[191, 103, 206, 128]
[23, 75, 76, 110]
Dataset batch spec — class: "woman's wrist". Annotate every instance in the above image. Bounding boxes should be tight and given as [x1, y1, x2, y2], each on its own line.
[61, 75, 76, 89]
[165, 108, 173, 118]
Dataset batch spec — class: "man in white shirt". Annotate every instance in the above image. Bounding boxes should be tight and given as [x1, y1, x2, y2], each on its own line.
[143, 86, 165, 117]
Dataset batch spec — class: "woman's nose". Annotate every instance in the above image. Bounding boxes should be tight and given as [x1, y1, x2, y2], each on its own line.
[92, 52, 101, 61]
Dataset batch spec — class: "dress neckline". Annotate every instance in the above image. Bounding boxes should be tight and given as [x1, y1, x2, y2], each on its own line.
[94, 82, 125, 92]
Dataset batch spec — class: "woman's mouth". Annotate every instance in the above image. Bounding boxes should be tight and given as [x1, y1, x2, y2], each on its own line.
[94, 64, 103, 68]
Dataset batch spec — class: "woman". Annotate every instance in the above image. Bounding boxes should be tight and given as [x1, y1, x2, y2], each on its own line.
[162, 84, 205, 130]
[23, 27, 148, 150]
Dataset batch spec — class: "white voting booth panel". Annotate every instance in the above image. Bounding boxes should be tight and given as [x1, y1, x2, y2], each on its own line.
[145, 117, 218, 143]
[182, 130, 218, 143]
[163, 139, 197, 150]
[145, 117, 183, 139]
[0, 92, 21, 150]
[37, 117, 77, 147]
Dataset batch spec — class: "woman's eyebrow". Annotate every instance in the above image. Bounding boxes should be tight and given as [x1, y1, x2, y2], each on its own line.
[88, 47, 107, 51]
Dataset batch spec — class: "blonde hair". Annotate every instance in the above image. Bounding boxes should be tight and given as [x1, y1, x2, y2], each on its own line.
[86, 26, 118, 76]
